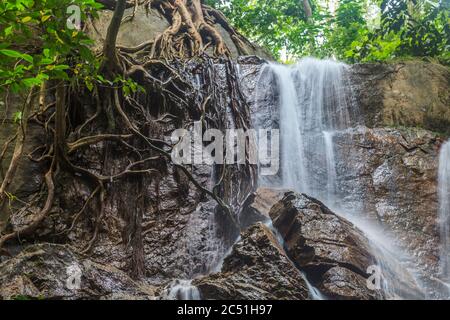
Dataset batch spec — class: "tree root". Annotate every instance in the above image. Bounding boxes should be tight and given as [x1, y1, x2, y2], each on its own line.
[0, 0, 254, 258]
[0, 163, 55, 248]
[150, 0, 230, 59]
[0, 89, 35, 224]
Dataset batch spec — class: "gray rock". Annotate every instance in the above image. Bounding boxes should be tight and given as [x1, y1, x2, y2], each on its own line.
[267, 190, 384, 300]
[0, 243, 155, 300]
[239, 187, 287, 229]
[85, 6, 272, 60]
[194, 223, 310, 300]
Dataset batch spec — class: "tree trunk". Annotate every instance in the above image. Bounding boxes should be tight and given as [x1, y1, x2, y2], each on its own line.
[102, 0, 127, 73]
[302, 0, 312, 21]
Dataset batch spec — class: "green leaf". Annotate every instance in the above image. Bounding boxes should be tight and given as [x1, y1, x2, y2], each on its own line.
[0, 49, 23, 59]
[13, 111, 22, 124]
[53, 64, 69, 70]
[85, 80, 94, 92]
[21, 54, 33, 63]
[40, 58, 54, 65]
[4, 26, 13, 36]
[21, 16, 32, 23]
[41, 15, 51, 22]
[22, 77, 42, 87]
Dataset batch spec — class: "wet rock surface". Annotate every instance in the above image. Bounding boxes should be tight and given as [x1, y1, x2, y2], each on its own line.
[1, 59, 259, 287]
[194, 222, 310, 300]
[332, 126, 442, 289]
[266, 190, 384, 299]
[239, 187, 287, 229]
[0, 243, 155, 300]
[241, 59, 448, 297]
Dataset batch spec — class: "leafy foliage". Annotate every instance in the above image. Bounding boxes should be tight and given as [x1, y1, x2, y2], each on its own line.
[205, 0, 327, 60]
[208, 0, 449, 63]
[0, 0, 102, 94]
[349, 0, 449, 62]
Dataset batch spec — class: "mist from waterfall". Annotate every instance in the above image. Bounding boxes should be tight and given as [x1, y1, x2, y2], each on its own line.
[439, 141, 450, 297]
[263, 57, 425, 299]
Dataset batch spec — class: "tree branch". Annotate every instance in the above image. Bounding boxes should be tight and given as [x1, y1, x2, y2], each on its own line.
[102, 0, 127, 73]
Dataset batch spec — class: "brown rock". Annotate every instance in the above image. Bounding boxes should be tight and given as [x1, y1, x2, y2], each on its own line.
[332, 126, 441, 291]
[268, 191, 425, 299]
[269, 192, 377, 293]
[321, 266, 374, 300]
[240, 187, 288, 229]
[351, 60, 450, 134]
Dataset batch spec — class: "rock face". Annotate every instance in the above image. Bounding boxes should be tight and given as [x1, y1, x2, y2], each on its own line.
[239, 187, 287, 229]
[351, 60, 450, 135]
[332, 126, 442, 290]
[0, 94, 46, 230]
[194, 223, 310, 300]
[0, 243, 155, 300]
[266, 191, 385, 300]
[1, 59, 259, 287]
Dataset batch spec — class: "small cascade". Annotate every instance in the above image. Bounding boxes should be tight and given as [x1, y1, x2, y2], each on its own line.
[165, 280, 201, 300]
[438, 141, 450, 296]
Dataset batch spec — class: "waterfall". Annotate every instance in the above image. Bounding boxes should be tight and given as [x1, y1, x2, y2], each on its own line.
[268, 58, 357, 199]
[263, 57, 424, 299]
[439, 141, 450, 296]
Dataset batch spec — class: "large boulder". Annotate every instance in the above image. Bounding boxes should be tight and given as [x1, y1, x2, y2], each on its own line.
[194, 223, 310, 300]
[267, 191, 384, 299]
[0, 243, 155, 300]
[267, 190, 424, 299]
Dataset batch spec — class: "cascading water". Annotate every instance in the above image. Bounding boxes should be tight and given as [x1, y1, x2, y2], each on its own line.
[165, 280, 201, 300]
[438, 141, 450, 297]
[268, 58, 357, 197]
[262, 57, 425, 299]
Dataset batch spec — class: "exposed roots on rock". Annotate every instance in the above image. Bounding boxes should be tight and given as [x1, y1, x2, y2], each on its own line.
[0, 0, 256, 278]
[150, 0, 230, 59]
